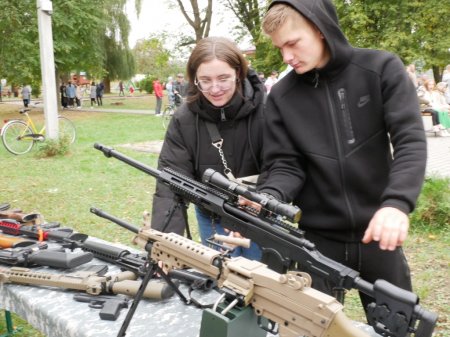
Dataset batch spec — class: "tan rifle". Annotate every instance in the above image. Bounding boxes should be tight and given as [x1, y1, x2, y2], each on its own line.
[0, 266, 174, 300]
[130, 226, 370, 337]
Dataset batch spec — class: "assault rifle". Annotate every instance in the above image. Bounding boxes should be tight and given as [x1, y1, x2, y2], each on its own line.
[90, 208, 371, 337]
[94, 143, 438, 337]
[0, 237, 94, 269]
[0, 265, 175, 300]
[0, 219, 71, 240]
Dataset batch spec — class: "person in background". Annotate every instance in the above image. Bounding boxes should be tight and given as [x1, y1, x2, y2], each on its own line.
[166, 76, 175, 106]
[151, 36, 266, 260]
[119, 81, 125, 96]
[21, 85, 31, 107]
[258, 0, 427, 315]
[89, 81, 97, 108]
[60, 82, 68, 109]
[173, 73, 187, 108]
[66, 81, 76, 108]
[442, 64, 450, 104]
[257, 72, 266, 84]
[406, 64, 419, 89]
[96, 82, 104, 106]
[417, 79, 449, 135]
[264, 70, 278, 93]
[75, 84, 83, 109]
[153, 78, 164, 116]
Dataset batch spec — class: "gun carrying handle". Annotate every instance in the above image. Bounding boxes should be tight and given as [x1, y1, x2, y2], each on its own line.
[326, 311, 372, 337]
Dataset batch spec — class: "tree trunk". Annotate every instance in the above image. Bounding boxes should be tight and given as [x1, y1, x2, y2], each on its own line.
[432, 65, 441, 83]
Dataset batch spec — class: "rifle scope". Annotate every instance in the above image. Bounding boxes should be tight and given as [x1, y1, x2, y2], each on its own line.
[202, 169, 301, 223]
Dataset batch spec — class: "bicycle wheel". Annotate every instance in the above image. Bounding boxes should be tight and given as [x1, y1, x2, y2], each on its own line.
[162, 106, 174, 129]
[58, 116, 76, 144]
[1, 120, 35, 155]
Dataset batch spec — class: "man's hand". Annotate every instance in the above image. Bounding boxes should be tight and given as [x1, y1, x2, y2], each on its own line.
[362, 207, 409, 250]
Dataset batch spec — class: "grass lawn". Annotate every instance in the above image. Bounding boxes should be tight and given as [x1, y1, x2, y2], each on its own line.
[0, 101, 448, 336]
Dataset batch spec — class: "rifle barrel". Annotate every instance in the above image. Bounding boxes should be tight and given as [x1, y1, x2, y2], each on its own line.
[90, 207, 139, 234]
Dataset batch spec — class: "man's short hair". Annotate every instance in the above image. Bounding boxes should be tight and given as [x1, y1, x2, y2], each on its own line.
[262, 4, 300, 35]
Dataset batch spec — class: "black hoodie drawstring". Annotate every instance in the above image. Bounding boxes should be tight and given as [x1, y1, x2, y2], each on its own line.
[313, 70, 320, 88]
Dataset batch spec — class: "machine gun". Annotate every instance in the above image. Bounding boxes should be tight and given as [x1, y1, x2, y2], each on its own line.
[0, 237, 94, 269]
[56, 227, 216, 291]
[90, 208, 372, 337]
[94, 143, 438, 337]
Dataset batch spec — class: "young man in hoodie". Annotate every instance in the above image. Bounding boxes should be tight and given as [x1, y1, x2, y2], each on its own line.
[258, 0, 427, 311]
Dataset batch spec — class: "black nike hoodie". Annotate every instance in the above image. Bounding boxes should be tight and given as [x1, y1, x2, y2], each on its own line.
[259, 0, 427, 242]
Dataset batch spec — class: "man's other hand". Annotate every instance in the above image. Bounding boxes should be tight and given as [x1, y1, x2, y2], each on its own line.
[362, 207, 409, 250]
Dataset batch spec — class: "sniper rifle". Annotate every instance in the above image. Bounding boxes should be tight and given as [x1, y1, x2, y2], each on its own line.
[94, 143, 438, 337]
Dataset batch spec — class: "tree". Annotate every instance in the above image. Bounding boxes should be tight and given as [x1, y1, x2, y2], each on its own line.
[0, 1, 137, 94]
[133, 37, 170, 79]
[334, 0, 450, 81]
[220, 0, 283, 74]
[174, 0, 213, 44]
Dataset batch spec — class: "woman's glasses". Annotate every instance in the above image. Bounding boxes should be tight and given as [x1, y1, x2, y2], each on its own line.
[194, 77, 236, 93]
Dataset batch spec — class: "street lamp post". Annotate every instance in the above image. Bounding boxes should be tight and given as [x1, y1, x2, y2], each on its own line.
[37, 0, 58, 139]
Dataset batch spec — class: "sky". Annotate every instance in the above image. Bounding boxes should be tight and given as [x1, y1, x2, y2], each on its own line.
[126, 0, 249, 49]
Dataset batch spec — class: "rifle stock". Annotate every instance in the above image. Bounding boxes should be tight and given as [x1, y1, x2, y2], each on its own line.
[0, 242, 94, 269]
[93, 143, 438, 337]
[0, 234, 36, 248]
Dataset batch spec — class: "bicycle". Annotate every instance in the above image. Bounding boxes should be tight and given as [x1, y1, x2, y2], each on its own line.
[162, 94, 182, 129]
[1, 108, 76, 155]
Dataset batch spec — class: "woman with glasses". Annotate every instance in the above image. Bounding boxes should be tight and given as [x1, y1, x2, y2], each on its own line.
[151, 36, 266, 260]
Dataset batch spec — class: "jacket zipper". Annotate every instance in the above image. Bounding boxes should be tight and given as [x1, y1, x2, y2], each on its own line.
[337, 88, 355, 144]
[325, 81, 356, 235]
[220, 108, 226, 121]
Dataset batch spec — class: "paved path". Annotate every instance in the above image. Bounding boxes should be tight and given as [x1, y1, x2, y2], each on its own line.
[121, 132, 450, 179]
[3, 100, 449, 178]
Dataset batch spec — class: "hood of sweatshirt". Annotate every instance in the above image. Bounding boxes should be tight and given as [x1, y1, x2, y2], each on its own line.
[270, 0, 353, 80]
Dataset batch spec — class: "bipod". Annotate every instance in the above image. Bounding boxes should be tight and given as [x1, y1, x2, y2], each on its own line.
[116, 258, 189, 337]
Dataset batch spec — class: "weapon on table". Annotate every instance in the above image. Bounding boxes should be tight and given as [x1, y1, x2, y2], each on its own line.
[0, 203, 10, 211]
[0, 210, 60, 227]
[0, 219, 71, 240]
[0, 239, 94, 269]
[94, 143, 438, 337]
[0, 264, 175, 300]
[58, 227, 216, 291]
[73, 293, 130, 321]
[0, 234, 37, 248]
[90, 208, 371, 337]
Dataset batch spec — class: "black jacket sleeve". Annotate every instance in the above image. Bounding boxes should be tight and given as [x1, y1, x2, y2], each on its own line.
[151, 114, 195, 235]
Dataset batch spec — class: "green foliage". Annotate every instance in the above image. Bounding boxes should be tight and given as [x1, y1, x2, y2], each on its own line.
[334, 0, 450, 80]
[133, 37, 170, 78]
[410, 177, 450, 232]
[139, 76, 156, 94]
[35, 134, 72, 157]
[0, 1, 136, 88]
